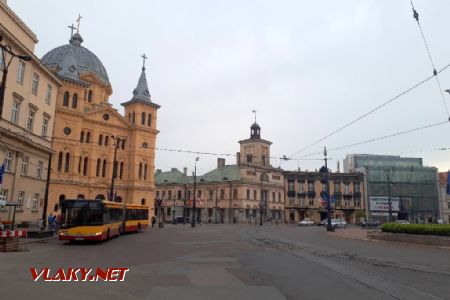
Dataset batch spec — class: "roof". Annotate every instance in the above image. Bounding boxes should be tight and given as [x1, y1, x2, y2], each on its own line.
[41, 33, 110, 85]
[121, 66, 160, 108]
[155, 165, 241, 185]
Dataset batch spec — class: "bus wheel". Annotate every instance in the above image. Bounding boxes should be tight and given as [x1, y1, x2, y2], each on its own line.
[137, 223, 141, 233]
[106, 228, 110, 240]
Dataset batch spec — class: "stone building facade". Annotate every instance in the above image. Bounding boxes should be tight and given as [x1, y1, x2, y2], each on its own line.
[0, 1, 61, 225]
[155, 122, 285, 223]
[284, 170, 365, 224]
[40, 28, 159, 216]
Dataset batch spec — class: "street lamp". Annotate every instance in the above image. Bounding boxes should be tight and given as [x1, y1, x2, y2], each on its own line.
[321, 147, 334, 232]
[259, 172, 268, 226]
[191, 157, 199, 228]
[0, 36, 31, 119]
[109, 136, 120, 201]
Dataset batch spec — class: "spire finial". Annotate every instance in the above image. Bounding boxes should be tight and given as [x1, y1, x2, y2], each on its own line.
[252, 109, 257, 123]
[76, 14, 83, 34]
[68, 24, 76, 38]
[141, 53, 148, 71]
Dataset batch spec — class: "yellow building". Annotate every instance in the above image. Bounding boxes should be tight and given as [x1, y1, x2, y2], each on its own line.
[0, 0, 62, 226]
[40, 27, 160, 217]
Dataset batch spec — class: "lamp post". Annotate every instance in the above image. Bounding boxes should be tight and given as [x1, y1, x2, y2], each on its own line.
[387, 172, 392, 222]
[321, 147, 334, 232]
[259, 172, 267, 226]
[191, 157, 199, 228]
[109, 136, 120, 201]
[0, 36, 31, 119]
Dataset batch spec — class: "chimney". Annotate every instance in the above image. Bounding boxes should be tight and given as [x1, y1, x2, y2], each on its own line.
[236, 152, 240, 166]
[217, 158, 225, 169]
[183, 167, 187, 175]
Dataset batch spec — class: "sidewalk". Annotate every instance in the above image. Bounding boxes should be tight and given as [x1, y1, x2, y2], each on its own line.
[326, 227, 376, 241]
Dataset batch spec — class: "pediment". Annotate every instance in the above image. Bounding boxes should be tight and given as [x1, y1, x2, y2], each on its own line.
[83, 104, 130, 127]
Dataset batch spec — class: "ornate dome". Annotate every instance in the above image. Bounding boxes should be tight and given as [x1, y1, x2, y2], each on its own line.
[41, 33, 110, 85]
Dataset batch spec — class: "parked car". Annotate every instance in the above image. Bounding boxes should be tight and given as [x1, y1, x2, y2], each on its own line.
[319, 219, 328, 226]
[395, 220, 410, 225]
[331, 219, 348, 229]
[361, 220, 381, 228]
[298, 218, 315, 226]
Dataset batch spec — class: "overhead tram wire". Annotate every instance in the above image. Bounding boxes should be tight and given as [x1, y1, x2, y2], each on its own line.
[410, 0, 450, 119]
[286, 63, 450, 159]
[292, 119, 449, 159]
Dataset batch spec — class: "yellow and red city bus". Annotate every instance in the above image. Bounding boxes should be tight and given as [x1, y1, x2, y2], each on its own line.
[58, 199, 148, 241]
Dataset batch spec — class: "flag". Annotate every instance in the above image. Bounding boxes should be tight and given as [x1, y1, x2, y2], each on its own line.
[0, 164, 4, 185]
[447, 171, 450, 195]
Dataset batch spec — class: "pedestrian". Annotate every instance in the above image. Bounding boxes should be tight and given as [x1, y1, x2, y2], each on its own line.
[52, 215, 59, 233]
[47, 213, 53, 231]
[151, 216, 156, 228]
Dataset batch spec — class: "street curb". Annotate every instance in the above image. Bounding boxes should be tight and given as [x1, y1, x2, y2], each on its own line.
[21, 236, 57, 244]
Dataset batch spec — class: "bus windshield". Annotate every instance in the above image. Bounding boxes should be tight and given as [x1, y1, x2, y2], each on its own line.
[62, 200, 104, 227]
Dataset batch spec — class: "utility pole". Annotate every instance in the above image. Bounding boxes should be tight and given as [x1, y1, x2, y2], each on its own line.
[323, 147, 333, 232]
[109, 137, 119, 201]
[42, 153, 52, 230]
[191, 157, 199, 228]
[387, 172, 392, 222]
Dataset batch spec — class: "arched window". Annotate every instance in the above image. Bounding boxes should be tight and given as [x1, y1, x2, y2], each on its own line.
[102, 159, 107, 177]
[95, 194, 105, 200]
[104, 136, 109, 146]
[80, 131, 84, 143]
[88, 90, 93, 102]
[142, 142, 148, 149]
[63, 91, 69, 106]
[78, 156, 82, 173]
[77, 194, 85, 199]
[119, 162, 124, 179]
[86, 132, 90, 143]
[141, 112, 146, 125]
[116, 196, 123, 203]
[138, 162, 143, 179]
[143, 163, 148, 180]
[132, 112, 135, 123]
[57, 152, 63, 172]
[128, 112, 131, 122]
[147, 113, 152, 127]
[64, 152, 70, 173]
[72, 93, 78, 109]
[141, 198, 146, 205]
[96, 158, 101, 177]
[83, 157, 88, 176]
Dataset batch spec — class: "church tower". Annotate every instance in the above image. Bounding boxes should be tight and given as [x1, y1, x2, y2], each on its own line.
[121, 55, 160, 204]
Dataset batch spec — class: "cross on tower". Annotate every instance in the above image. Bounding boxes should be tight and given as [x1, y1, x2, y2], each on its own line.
[76, 14, 83, 33]
[141, 53, 148, 70]
[68, 24, 76, 37]
[252, 110, 257, 123]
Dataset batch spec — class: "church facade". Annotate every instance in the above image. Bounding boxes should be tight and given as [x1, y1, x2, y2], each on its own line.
[41, 28, 160, 216]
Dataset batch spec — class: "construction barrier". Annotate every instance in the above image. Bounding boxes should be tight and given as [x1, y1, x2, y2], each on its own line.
[0, 231, 26, 252]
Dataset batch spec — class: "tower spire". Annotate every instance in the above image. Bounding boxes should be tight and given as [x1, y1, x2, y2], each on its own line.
[141, 53, 148, 71]
[76, 14, 82, 34]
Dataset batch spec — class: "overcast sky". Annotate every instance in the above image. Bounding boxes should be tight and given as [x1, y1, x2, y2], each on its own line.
[9, 0, 450, 175]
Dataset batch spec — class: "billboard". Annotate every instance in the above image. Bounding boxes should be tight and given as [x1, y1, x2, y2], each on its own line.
[369, 196, 399, 211]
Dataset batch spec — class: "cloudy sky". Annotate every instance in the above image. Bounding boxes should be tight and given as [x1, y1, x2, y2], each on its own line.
[9, 0, 450, 175]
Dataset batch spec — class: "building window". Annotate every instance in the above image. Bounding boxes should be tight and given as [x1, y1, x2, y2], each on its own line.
[17, 191, 25, 209]
[288, 181, 295, 192]
[121, 139, 126, 149]
[88, 90, 93, 102]
[96, 159, 101, 177]
[57, 152, 63, 172]
[72, 93, 78, 109]
[86, 132, 90, 143]
[308, 181, 314, 192]
[220, 189, 225, 200]
[355, 197, 361, 207]
[21, 156, 29, 175]
[132, 112, 135, 123]
[45, 84, 52, 104]
[141, 112, 146, 125]
[32, 193, 39, 210]
[334, 183, 340, 193]
[64, 153, 70, 173]
[143, 163, 148, 180]
[298, 182, 304, 192]
[31, 73, 39, 95]
[138, 162, 143, 179]
[36, 161, 43, 179]
[102, 159, 107, 177]
[119, 162, 124, 179]
[26, 109, 35, 132]
[354, 182, 360, 193]
[262, 156, 266, 166]
[147, 113, 152, 127]
[322, 183, 328, 192]
[78, 156, 82, 173]
[80, 131, 84, 143]
[16, 61, 25, 84]
[4, 151, 12, 172]
[0, 189, 8, 201]
[278, 192, 281, 202]
[233, 189, 238, 200]
[41, 116, 49, 137]
[113, 161, 118, 178]
[272, 192, 276, 203]
[104, 136, 109, 146]
[11, 101, 20, 124]
[63, 91, 69, 106]
[246, 154, 252, 163]
[344, 184, 350, 194]
[83, 157, 88, 176]
[168, 191, 172, 199]
[98, 134, 103, 145]
[246, 189, 250, 199]
[254, 190, 257, 201]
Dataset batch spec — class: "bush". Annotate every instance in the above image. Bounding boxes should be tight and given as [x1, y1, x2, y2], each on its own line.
[381, 223, 450, 236]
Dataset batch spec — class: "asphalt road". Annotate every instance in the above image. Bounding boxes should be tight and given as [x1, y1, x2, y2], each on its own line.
[1, 224, 449, 300]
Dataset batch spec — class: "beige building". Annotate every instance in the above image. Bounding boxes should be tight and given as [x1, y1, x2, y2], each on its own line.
[438, 172, 450, 223]
[284, 170, 365, 224]
[39, 27, 160, 217]
[0, 1, 62, 225]
[155, 122, 285, 223]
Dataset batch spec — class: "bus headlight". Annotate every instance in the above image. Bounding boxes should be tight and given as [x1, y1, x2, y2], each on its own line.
[95, 232, 102, 236]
